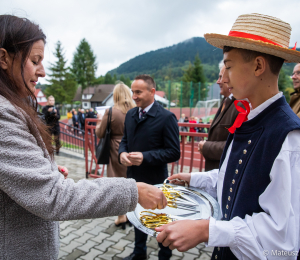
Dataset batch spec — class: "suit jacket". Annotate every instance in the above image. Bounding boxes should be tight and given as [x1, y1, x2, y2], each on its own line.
[72, 114, 79, 126]
[289, 89, 300, 118]
[202, 96, 239, 171]
[78, 112, 86, 126]
[119, 100, 180, 185]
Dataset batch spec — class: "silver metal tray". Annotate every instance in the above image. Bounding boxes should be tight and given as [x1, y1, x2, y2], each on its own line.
[127, 184, 221, 237]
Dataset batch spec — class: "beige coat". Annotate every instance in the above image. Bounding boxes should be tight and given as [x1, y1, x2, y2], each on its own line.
[289, 89, 300, 118]
[96, 107, 127, 178]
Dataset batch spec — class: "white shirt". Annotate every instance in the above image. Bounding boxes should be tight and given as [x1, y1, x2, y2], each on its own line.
[139, 101, 154, 114]
[190, 92, 300, 260]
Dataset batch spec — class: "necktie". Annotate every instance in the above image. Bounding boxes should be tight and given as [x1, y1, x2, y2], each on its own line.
[228, 100, 250, 134]
[139, 110, 146, 119]
[221, 98, 227, 113]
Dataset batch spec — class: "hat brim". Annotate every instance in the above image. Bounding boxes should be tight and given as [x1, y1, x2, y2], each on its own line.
[204, 33, 300, 63]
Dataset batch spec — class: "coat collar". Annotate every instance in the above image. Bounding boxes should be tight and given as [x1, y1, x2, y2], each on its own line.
[132, 100, 159, 123]
[210, 97, 235, 130]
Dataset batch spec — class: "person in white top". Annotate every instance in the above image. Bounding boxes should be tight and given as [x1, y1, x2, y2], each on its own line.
[156, 13, 300, 260]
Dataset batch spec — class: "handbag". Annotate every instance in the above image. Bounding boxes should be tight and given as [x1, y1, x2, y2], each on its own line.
[96, 107, 112, 164]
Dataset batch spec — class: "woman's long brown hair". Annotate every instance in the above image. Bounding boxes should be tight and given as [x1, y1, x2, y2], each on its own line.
[0, 15, 54, 159]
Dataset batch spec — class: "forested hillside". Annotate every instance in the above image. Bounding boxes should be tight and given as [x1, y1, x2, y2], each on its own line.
[108, 37, 223, 82]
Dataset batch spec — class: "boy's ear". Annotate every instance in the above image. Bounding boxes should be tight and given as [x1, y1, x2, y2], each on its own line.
[254, 56, 266, 77]
[0, 48, 10, 70]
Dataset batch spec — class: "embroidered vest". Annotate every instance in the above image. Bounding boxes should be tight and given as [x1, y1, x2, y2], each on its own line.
[212, 97, 300, 260]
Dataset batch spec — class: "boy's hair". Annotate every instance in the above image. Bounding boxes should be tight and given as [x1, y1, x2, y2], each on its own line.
[223, 46, 284, 76]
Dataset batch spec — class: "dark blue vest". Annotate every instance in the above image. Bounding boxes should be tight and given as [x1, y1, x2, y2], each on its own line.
[212, 96, 300, 260]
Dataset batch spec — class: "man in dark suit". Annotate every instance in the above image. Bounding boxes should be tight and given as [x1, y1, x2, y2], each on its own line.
[198, 65, 239, 171]
[72, 110, 79, 135]
[119, 75, 180, 260]
[78, 109, 86, 131]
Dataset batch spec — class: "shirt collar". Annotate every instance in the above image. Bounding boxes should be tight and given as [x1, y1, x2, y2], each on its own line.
[248, 92, 282, 121]
[139, 101, 154, 113]
[228, 94, 233, 100]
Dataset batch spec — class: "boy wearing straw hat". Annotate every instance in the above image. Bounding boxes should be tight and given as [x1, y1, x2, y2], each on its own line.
[156, 13, 300, 260]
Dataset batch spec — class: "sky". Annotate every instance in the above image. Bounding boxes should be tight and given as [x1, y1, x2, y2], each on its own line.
[2, 0, 300, 84]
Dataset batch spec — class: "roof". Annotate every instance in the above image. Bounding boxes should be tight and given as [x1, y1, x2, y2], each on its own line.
[155, 91, 165, 98]
[73, 85, 115, 102]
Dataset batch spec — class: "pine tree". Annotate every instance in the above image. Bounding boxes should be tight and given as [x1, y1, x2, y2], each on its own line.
[71, 38, 97, 92]
[192, 54, 206, 101]
[45, 41, 77, 104]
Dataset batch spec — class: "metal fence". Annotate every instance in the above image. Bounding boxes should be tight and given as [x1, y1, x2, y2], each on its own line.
[59, 122, 85, 155]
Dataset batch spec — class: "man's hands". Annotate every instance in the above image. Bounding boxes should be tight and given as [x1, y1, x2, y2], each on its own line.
[48, 107, 56, 113]
[120, 152, 143, 166]
[198, 140, 206, 155]
[136, 182, 167, 210]
[120, 152, 133, 166]
[57, 165, 68, 179]
[168, 173, 191, 186]
[155, 219, 209, 252]
[128, 152, 143, 166]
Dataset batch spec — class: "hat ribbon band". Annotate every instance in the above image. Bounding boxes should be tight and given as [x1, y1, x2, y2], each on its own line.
[228, 30, 283, 47]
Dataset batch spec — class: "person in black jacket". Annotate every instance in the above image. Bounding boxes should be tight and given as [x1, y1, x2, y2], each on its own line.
[119, 75, 180, 260]
[42, 96, 60, 155]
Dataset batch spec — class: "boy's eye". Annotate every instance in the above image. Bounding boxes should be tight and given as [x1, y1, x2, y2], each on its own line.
[225, 67, 231, 70]
[32, 61, 38, 65]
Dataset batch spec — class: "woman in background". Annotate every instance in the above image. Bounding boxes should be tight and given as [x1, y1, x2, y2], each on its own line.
[96, 82, 136, 229]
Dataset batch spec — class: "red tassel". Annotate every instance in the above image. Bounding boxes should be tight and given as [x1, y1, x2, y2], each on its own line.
[292, 42, 297, 50]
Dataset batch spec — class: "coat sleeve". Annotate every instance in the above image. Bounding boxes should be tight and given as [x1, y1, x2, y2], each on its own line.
[202, 140, 227, 161]
[0, 104, 138, 221]
[95, 109, 108, 139]
[142, 113, 180, 165]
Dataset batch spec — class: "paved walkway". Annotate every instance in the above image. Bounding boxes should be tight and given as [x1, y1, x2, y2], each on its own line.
[55, 150, 213, 260]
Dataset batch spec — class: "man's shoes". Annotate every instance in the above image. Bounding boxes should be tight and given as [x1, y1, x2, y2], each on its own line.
[122, 253, 147, 260]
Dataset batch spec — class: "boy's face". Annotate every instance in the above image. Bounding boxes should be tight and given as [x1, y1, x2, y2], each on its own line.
[223, 49, 255, 100]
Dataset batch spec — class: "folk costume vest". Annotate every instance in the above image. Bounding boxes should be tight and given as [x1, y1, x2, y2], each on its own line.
[212, 96, 300, 260]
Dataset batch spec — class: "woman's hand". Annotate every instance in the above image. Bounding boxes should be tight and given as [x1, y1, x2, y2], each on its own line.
[136, 182, 167, 210]
[168, 173, 191, 186]
[57, 165, 68, 179]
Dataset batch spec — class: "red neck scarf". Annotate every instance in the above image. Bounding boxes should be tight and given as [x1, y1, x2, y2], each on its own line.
[228, 100, 251, 134]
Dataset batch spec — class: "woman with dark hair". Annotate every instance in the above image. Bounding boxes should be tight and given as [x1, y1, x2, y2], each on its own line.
[0, 15, 166, 259]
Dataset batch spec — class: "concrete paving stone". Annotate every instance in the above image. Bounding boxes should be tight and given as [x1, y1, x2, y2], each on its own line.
[147, 247, 157, 257]
[60, 227, 78, 237]
[147, 236, 159, 249]
[182, 252, 199, 260]
[60, 220, 75, 230]
[170, 256, 182, 260]
[77, 240, 99, 253]
[60, 233, 80, 245]
[84, 219, 106, 228]
[194, 253, 211, 260]
[172, 249, 184, 257]
[64, 249, 86, 260]
[70, 219, 89, 229]
[148, 255, 159, 260]
[94, 240, 115, 252]
[107, 231, 126, 242]
[115, 225, 134, 235]
[112, 257, 123, 260]
[58, 249, 69, 259]
[60, 240, 82, 254]
[186, 247, 200, 255]
[115, 246, 134, 259]
[202, 246, 213, 253]
[72, 225, 93, 236]
[87, 225, 105, 236]
[111, 239, 131, 251]
[99, 218, 114, 228]
[90, 232, 110, 243]
[97, 248, 122, 260]
[122, 230, 135, 242]
[125, 241, 135, 248]
[102, 223, 120, 235]
[73, 232, 96, 244]
[80, 248, 103, 260]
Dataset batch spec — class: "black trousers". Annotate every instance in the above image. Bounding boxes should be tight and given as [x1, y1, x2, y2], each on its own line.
[133, 227, 172, 260]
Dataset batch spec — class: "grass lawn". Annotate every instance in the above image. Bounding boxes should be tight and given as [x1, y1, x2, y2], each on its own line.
[60, 115, 68, 120]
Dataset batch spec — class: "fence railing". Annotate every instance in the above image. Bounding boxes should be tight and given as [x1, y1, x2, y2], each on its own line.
[83, 119, 210, 179]
[59, 122, 85, 155]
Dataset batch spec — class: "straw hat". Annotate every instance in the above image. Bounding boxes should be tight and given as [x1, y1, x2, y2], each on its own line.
[204, 13, 300, 63]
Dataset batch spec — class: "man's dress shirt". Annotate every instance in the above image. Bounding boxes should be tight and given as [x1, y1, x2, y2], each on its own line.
[190, 92, 300, 259]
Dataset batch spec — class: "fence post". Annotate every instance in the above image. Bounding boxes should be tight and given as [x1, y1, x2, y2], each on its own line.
[198, 82, 201, 114]
[189, 82, 193, 117]
[168, 80, 171, 110]
[180, 81, 182, 116]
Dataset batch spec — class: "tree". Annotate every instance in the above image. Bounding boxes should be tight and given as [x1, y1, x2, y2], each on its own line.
[181, 54, 206, 106]
[278, 69, 293, 103]
[45, 41, 77, 104]
[71, 38, 97, 92]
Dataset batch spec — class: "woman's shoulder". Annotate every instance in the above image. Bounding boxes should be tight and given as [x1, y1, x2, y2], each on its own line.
[0, 95, 23, 117]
